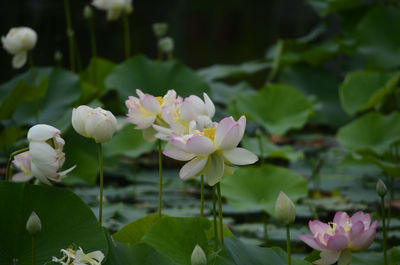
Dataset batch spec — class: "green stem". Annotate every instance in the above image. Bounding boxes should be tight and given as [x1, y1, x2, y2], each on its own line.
[158, 140, 163, 218]
[217, 183, 224, 247]
[263, 218, 268, 246]
[122, 13, 131, 59]
[381, 196, 388, 265]
[63, 0, 75, 72]
[266, 39, 284, 83]
[32, 236, 36, 265]
[88, 16, 97, 57]
[286, 226, 291, 265]
[257, 132, 264, 163]
[212, 185, 218, 251]
[97, 143, 104, 225]
[388, 176, 394, 230]
[74, 39, 82, 73]
[28, 53, 39, 123]
[5, 147, 29, 181]
[200, 175, 204, 217]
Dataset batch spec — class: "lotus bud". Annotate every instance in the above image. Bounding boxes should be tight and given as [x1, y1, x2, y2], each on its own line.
[158, 37, 174, 53]
[275, 191, 295, 225]
[54, 50, 63, 63]
[84, 5, 93, 19]
[153, 23, 168, 38]
[376, 179, 387, 197]
[191, 244, 207, 265]
[26, 211, 41, 236]
[72, 105, 118, 143]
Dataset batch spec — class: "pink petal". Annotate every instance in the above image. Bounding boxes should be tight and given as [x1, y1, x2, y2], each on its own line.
[309, 220, 329, 235]
[170, 138, 188, 151]
[333, 211, 351, 227]
[136, 89, 145, 98]
[298, 234, 327, 251]
[179, 156, 208, 180]
[203, 93, 215, 117]
[218, 124, 241, 150]
[326, 235, 348, 251]
[186, 135, 215, 155]
[313, 251, 340, 265]
[163, 150, 195, 161]
[12, 172, 34, 182]
[351, 211, 371, 228]
[350, 220, 377, 250]
[237, 115, 246, 141]
[223, 148, 258, 165]
[140, 95, 161, 113]
[214, 117, 235, 147]
[349, 221, 365, 241]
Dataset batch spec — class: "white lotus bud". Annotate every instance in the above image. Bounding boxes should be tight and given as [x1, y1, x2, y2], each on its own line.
[26, 211, 41, 236]
[275, 191, 296, 225]
[72, 105, 118, 143]
[2, 27, 37, 69]
[158, 37, 174, 53]
[191, 244, 206, 265]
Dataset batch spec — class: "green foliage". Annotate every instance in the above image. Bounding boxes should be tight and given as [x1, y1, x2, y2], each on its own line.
[220, 164, 308, 216]
[0, 182, 107, 265]
[339, 70, 400, 115]
[106, 55, 210, 102]
[229, 84, 313, 135]
[306, 0, 362, 17]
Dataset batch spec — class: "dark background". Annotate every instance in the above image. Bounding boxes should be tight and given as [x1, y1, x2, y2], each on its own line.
[0, 0, 318, 83]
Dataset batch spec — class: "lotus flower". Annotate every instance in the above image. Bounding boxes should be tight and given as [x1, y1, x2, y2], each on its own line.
[299, 211, 378, 265]
[12, 151, 33, 182]
[152, 93, 216, 140]
[125, 89, 179, 141]
[28, 124, 75, 185]
[92, 0, 132, 20]
[2, 27, 37, 68]
[163, 115, 258, 186]
[72, 105, 118, 143]
[52, 247, 104, 265]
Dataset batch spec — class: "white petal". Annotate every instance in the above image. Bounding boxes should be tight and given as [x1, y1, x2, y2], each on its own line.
[314, 251, 341, 265]
[28, 124, 60, 142]
[186, 135, 215, 155]
[205, 153, 224, 186]
[12, 172, 34, 182]
[12, 52, 27, 69]
[141, 95, 161, 114]
[163, 150, 195, 161]
[72, 106, 92, 137]
[31, 162, 52, 185]
[29, 142, 58, 163]
[203, 93, 215, 117]
[214, 117, 235, 147]
[218, 124, 241, 150]
[223, 148, 258, 165]
[179, 156, 208, 180]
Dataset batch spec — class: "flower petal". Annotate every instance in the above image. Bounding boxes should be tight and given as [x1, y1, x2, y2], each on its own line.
[205, 153, 224, 186]
[333, 211, 351, 227]
[314, 251, 340, 265]
[218, 124, 241, 150]
[309, 220, 329, 236]
[31, 162, 52, 185]
[298, 234, 327, 251]
[12, 52, 27, 69]
[179, 156, 208, 180]
[214, 117, 235, 147]
[203, 93, 215, 117]
[186, 135, 215, 155]
[163, 150, 195, 161]
[326, 235, 348, 251]
[223, 148, 258, 165]
[28, 124, 60, 142]
[350, 220, 377, 251]
[141, 94, 161, 114]
[349, 221, 365, 241]
[351, 211, 371, 228]
[12, 172, 34, 182]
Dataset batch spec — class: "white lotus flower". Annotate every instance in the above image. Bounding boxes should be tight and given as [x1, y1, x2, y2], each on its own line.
[92, 0, 132, 20]
[72, 106, 118, 143]
[52, 247, 104, 265]
[2, 27, 37, 69]
[28, 124, 75, 185]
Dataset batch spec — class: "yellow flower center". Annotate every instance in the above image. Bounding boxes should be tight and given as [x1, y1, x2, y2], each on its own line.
[156, 96, 164, 105]
[327, 222, 336, 236]
[200, 128, 216, 142]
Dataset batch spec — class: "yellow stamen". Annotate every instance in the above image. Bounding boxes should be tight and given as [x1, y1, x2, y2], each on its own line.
[201, 128, 216, 142]
[156, 96, 164, 105]
[327, 222, 336, 236]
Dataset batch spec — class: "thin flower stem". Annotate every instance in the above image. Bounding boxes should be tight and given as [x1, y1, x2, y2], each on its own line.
[63, 0, 75, 72]
[266, 39, 283, 84]
[217, 183, 224, 247]
[122, 13, 131, 59]
[158, 140, 163, 218]
[200, 175, 204, 217]
[28, 52, 39, 123]
[88, 16, 97, 57]
[286, 225, 291, 265]
[388, 176, 394, 230]
[381, 196, 388, 265]
[257, 132, 264, 163]
[32, 236, 36, 265]
[263, 216, 268, 246]
[5, 147, 29, 181]
[212, 185, 218, 251]
[97, 143, 104, 225]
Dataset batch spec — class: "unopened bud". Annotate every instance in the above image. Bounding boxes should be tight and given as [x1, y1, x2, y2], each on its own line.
[54, 50, 63, 63]
[191, 244, 207, 265]
[376, 179, 387, 197]
[275, 191, 295, 225]
[153, 23, 168, 38]
[84, 5, 93, 19]
[26, 211, 41, 236]
[158, 37, 174, 53]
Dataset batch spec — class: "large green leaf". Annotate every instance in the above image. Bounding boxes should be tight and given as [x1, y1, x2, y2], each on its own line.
[220, 164, 308, 216]
[339, 70, 400, 115]
[229, 84, 313, 135]
[106, 55, 209, 102]
[0, 182, 107, 265]
[356, 5, 400, 69]
[337, 112, 400, 155]
[141, 216, 210, 265]
[103, 124, 155, 158]
[306, 0, 362, 17]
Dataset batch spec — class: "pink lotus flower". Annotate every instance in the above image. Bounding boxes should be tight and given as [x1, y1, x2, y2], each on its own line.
[12, 151, 33, 182]
[163, 115, 258, 186]
[299, 211, 378, 265]
[125, 89, 178, 141]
